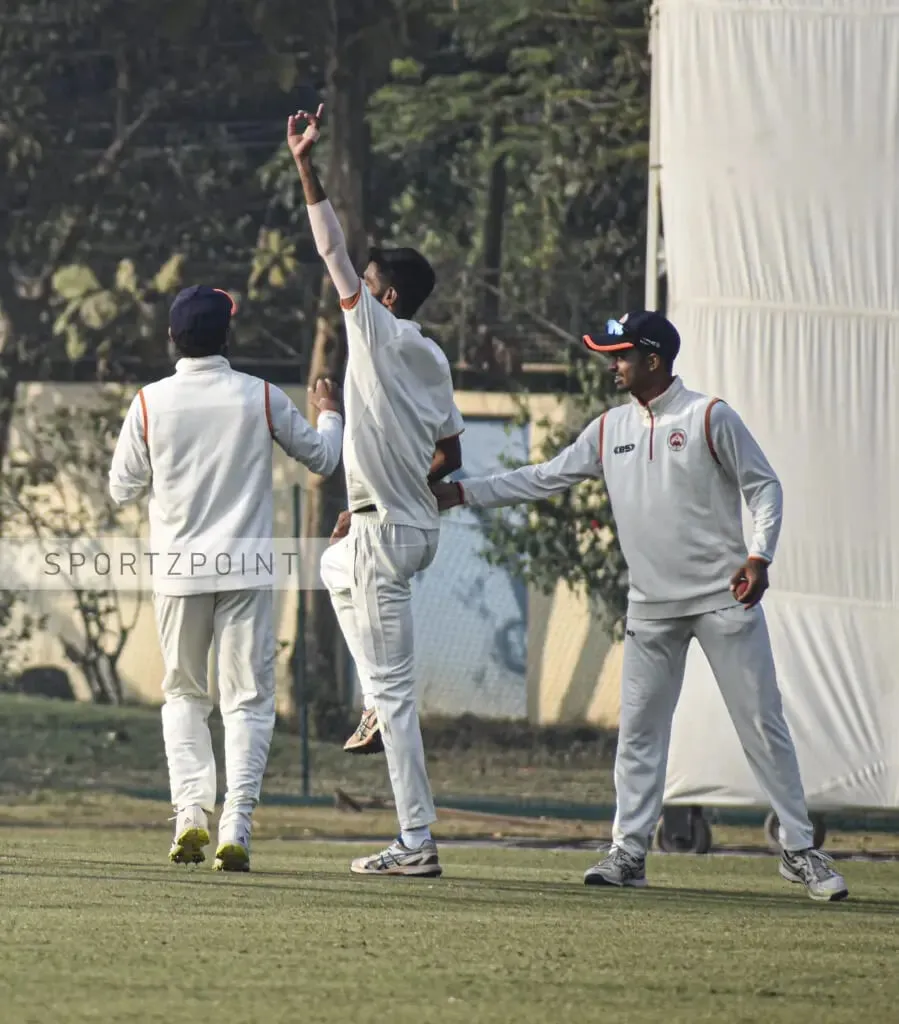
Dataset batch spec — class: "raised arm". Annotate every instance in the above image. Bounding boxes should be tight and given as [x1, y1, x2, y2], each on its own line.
[287, 106, 360, 304]
[432, 417, 603, 511]
[108, 391, 152, 506]
[268, 379, 343, 478]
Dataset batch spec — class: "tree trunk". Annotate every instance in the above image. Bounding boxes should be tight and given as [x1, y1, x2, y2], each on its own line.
[293, 1, 392, 740]
[0, 362, 19, 478]
[480, 116, 508, 326]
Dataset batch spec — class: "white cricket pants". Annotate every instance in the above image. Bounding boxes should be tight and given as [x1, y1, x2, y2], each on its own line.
[154, 588, 277, 823]
[613, 603, 814, 856]
[320, 514, 439, 831]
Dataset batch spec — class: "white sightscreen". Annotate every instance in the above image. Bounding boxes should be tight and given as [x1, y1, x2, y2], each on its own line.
[657, 0, 899, 809]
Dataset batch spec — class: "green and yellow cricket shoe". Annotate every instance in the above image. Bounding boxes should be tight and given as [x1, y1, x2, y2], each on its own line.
[213, 841, 251, 872]
[168, 806, 210, 865]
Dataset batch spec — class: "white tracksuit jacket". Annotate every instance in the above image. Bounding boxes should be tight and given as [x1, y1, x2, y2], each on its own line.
[461, 377, 783, 620]
[108, 355, 343, 595]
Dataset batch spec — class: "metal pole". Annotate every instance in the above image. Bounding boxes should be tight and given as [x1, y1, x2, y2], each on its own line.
[645, 1, 662, 312]
[292, 483, 310, 799]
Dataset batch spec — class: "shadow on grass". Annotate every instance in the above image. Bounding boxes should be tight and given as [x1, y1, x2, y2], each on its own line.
[6, 859, 898, 915]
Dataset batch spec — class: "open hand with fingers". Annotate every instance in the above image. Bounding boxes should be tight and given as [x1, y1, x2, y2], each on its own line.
[730, 556, 769, 608]
[287, 104, 324, 163]
[308, 377, 342, 415]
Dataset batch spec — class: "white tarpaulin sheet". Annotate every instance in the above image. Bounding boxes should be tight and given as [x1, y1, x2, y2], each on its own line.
[657, 0, 899, 809]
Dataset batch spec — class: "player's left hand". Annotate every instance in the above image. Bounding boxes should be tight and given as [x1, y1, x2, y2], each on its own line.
[308, 377, 342, 414]
[287, 104, 324, 162]
[730, 557, 769, 608]
[330, 509, 352, 544]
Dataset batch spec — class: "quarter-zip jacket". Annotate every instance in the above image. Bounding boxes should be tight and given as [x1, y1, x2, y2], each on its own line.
[108, 355, 343, 595]
[461, 377, 783, 620]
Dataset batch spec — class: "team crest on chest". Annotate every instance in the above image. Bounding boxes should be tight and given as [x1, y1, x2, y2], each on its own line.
[667, 428, 687, 452]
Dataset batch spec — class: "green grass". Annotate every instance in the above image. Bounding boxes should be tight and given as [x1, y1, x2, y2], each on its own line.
[3, 829, 899, 1024]
[0, 693, 616, 806]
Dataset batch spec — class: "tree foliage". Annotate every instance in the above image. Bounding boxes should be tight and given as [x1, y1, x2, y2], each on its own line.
[0, 0, 653, 699]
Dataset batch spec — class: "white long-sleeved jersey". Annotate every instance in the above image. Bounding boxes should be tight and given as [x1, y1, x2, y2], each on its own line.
[108, 355, 343, 595]
[461, 377, 783, 620]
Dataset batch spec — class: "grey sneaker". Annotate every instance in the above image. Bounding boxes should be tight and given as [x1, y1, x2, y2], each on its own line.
[583, 846, 647, 888]
[780, 847, 848, 902]
[350, 838, 442, 877]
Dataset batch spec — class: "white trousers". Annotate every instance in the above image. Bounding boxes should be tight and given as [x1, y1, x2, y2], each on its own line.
[320, 515, 439, 830]
[613, 603, 814, 856]
[154, 588, 276, 825]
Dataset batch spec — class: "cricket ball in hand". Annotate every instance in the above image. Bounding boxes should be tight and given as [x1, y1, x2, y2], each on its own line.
[734, 578, 749, 600]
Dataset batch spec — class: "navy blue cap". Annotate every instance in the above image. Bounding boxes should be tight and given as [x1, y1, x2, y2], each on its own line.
[169, 286, 236, 338]
[583, 310, 680, 362]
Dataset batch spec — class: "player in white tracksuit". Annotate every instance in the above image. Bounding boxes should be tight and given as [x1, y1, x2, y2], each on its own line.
[432, 310, 849, 902]
[109, 285, 343, 870]
[288, 106, 464, 877]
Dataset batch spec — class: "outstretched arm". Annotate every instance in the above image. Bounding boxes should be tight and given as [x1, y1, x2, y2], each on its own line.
[268, 379, 343, 478]
[287, 106, 360, 304]
[432, 418, 603, 511]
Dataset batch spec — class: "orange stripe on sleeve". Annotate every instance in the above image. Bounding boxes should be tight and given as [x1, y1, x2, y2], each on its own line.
[340, 288, 362, 311]
[264, 381, 274, 436]
[705, 398, 723, 465]
[137, 389, 148, 445]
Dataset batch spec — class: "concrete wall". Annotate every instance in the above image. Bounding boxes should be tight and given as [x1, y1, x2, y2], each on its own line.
[5, 383, 622, 726]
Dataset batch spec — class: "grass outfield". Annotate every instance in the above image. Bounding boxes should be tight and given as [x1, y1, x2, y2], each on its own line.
[0, 693, 616, 806]
[3, 829, 899, 1024]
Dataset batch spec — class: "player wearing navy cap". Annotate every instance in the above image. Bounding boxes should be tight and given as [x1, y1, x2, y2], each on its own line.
[432, 310, 849, 902]
[109, 285, 344, 871]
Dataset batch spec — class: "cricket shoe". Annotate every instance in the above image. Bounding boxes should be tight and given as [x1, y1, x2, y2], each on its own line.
[343, 706, 383, 754]
[583, 846, 647, 888]
[213, 812, 252, 872]
[350, 838, 442, 877]
[779, 847, 848, 902]
[168, 806, 210, 865]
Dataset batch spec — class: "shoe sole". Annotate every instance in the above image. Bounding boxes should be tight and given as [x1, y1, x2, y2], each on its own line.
[344, 731, 384, 755]
[350, 862, 442, 878]
[213, 843, 250, 872]
[584, 874, 648, 888]
[169, 826, 210, 865]
[779, 864, 848, 902]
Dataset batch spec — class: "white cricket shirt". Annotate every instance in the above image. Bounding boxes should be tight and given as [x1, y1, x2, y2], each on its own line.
[461, 377, 783, 620]
[341, 285, 464, 530]
[108, 355, 343, 594]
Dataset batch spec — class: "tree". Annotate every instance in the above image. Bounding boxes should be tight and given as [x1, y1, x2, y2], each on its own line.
[368, 0, 650, 366]
[1, 387, 142, 702]
[367, 0, 651, 633]
[0, 0, 322, 473]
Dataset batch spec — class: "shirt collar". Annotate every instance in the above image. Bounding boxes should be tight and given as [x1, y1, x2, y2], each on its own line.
[174, 355, 231, 374]
[631, 376, 684, 414]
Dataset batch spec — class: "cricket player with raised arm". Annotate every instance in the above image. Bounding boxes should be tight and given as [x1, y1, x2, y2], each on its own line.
[432, 310, 849, 902]
[287, 104, 464, 877]
[108, 285, 344, 870]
